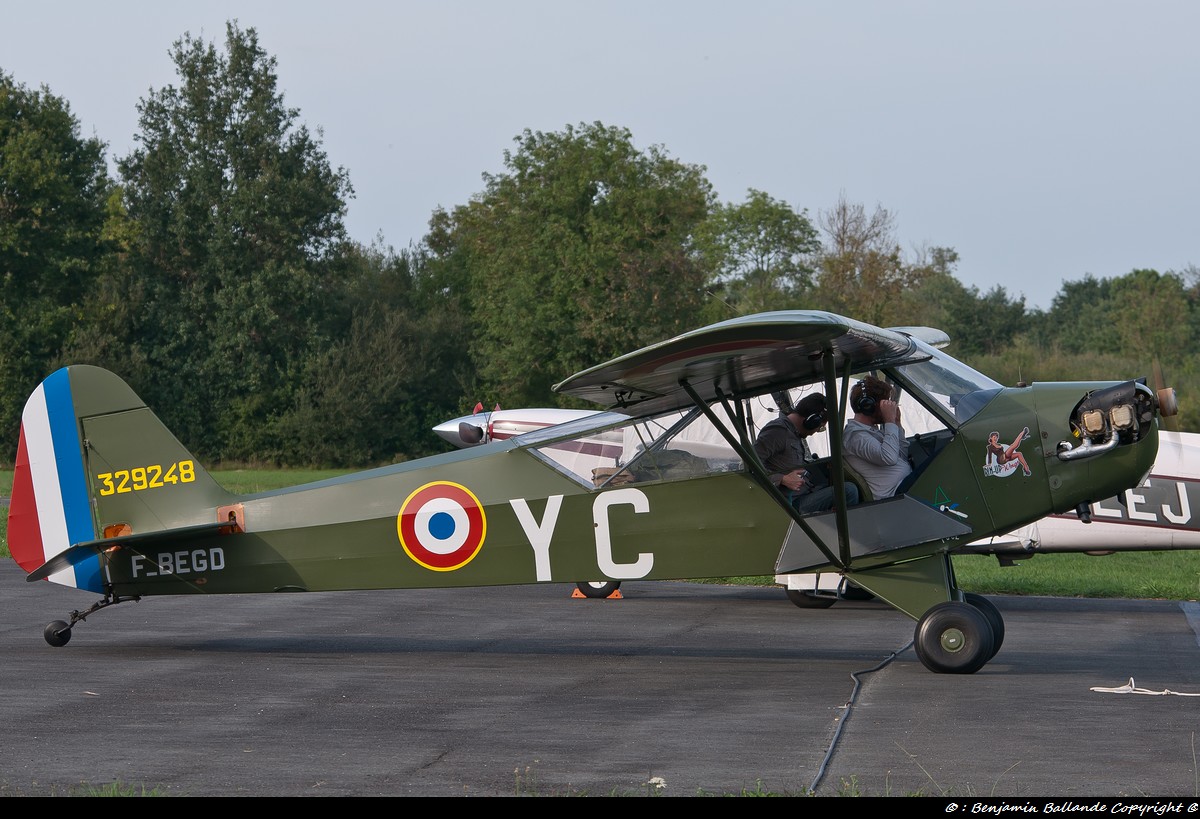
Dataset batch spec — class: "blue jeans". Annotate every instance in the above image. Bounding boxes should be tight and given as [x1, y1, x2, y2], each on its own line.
[790, 482, 860, 515]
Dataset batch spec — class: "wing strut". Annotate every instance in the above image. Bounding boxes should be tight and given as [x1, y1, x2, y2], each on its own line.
[822, 346, 853, 568]
[678, 378, 845, 571]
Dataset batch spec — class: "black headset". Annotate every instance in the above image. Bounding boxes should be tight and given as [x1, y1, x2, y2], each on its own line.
[801, 407, 827, 431]
[851, 381, 878, 415]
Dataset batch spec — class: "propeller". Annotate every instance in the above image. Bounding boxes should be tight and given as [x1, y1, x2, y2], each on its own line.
[460, 400, 500, 444]
[1151, 358, 1180, 432]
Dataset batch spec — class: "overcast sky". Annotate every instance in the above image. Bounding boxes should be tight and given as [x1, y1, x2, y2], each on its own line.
[3, 1, 1196, 311]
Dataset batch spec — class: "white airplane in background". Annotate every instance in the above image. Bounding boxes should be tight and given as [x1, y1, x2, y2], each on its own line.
[434, 401, 1200, 607]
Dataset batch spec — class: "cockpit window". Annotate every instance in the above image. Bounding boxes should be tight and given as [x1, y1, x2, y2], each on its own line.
[522, 405, 746, 487]
[892, 341, 1003, 425]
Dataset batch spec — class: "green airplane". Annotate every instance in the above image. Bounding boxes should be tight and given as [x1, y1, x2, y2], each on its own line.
[6, 310, 1177, 674]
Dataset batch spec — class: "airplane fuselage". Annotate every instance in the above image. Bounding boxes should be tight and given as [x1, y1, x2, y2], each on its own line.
[94, 380, 1158, 600]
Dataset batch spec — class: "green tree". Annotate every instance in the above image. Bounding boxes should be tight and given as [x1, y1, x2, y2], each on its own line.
[97, 21, 354, 461]
[1028, 274, 1114, 354]
[427, 122, 714, 408]
[814, 195, 927, 326]
[0, 71, 112, 459]
[1106, 269, 1192, 362]
[898, 248, 1029, 356]
[692, 188, 821, 319]
[266, 240, 475, 466]
[1031, 269, 1191, 360]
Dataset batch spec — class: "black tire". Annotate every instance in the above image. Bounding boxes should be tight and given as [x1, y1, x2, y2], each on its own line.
[577, 581, 620, 599]
[785, 588, 837, 609]
[44, 620, 72, 648]
[913, 601, 995, 674]
[964, 592, 1005, 659]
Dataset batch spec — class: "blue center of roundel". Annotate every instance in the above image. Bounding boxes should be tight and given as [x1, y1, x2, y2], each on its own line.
[429, 511, 456, 540]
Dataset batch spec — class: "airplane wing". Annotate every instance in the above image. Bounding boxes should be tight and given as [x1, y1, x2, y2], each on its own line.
[553, 310, 932, 415]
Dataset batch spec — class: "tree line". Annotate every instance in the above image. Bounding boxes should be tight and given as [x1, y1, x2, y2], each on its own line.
[2, 22, 1196, 469]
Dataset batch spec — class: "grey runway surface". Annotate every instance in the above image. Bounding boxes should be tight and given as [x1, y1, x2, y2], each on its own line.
[1, 561, 1199, 798]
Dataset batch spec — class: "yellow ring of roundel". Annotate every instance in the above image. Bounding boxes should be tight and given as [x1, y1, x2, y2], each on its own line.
[396, 480, 487, 571]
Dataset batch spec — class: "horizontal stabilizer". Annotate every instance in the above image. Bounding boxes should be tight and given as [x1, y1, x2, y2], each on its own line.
[26, 520, 241, 583]
[26, 543, 106, 584]
[776, 496, 974, 574]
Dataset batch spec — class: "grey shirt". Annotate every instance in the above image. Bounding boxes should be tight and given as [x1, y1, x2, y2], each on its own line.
[843, 419, 912, 498]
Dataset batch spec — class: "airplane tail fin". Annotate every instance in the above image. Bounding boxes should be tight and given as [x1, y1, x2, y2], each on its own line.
[8, 366, 233, 590]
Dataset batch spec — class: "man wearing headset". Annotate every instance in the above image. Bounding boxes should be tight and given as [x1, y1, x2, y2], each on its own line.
[753, 392, 860, 515]
[844, 375, 913, 498]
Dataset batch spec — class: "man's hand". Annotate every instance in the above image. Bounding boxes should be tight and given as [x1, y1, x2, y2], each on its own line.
[782, 469, 810, 491]
[878, 399, 901, 425]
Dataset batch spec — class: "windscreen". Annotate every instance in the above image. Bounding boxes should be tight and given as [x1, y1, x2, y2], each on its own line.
[891, 341, 1003, 425]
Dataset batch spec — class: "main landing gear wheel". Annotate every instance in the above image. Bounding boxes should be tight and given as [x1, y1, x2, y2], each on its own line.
[964, 592, 1005, 659]
[577, 581, 621, 599]
[785, 589, 837, 609]
[44, 620, 72, 647]
[913, 601, 995, 674]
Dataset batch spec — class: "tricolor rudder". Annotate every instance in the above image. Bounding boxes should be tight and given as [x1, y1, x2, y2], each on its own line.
[8, 368, 101, 590]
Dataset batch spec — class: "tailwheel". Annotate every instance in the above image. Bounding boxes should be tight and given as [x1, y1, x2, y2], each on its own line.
[577, 581, 621, 599]
[914, 601, 995, 674]
[785, 589, 837, 609]
[40, 591, 141, 646]
[964, 592, 1005, 659]
[44, 620, 72, 647]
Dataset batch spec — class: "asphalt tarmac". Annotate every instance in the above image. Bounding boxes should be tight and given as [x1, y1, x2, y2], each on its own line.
[1, 561, 1199, 799]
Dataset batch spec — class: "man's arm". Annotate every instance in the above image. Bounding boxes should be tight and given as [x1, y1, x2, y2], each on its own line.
[753, 420, 792, 485]
[753, 425, 810, 492]
[844, 423, 906, 466]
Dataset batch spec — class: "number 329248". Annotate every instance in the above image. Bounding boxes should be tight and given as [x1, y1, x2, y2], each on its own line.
[97, 460, 196, 496]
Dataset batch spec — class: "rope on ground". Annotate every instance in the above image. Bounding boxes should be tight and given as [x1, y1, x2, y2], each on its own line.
[807, 638, 914, 795]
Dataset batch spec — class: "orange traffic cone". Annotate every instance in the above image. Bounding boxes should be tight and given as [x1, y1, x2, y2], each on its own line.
[570, 588, 624, 599]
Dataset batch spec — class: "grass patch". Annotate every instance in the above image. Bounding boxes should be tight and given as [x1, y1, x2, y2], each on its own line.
[0, 779, 167, 796]
[952, 551, 1200, 600]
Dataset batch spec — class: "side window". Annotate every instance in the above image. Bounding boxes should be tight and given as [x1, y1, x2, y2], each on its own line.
[527, 406, 746, 488]
[622, 408, 744, 483]
[527, 424, 625, 486]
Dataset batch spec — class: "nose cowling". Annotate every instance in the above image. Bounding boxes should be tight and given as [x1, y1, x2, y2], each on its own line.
[1055, 379, 1166, 462]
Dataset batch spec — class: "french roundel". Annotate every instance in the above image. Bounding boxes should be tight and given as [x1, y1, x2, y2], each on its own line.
[396, 481, 487, 571]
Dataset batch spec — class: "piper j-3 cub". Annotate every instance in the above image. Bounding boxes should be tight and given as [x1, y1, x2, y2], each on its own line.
[7, 311, 1177, 674]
